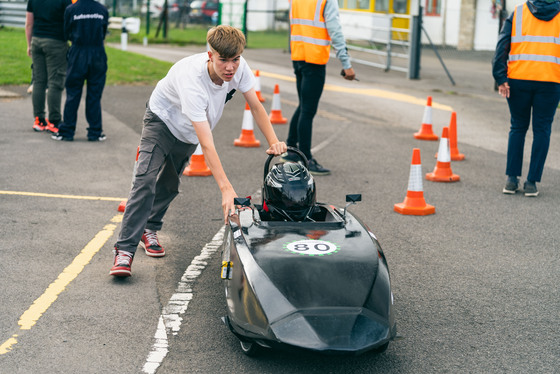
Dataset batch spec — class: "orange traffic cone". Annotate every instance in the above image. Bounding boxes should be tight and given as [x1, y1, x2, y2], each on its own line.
[118, 146, 140, 212]
[394, 148, 435, 216]
[254, 70, 265, 103]
[435, 112, 465, 160]
[118, 200, 126, 212]
[269, 84, 287, 124]
[234, 102, 261, 147]
[414, 96, 438, 141]
[448, 111, 465, 161]
[184, 144, 212, 176]
[426, 127, 460, 182]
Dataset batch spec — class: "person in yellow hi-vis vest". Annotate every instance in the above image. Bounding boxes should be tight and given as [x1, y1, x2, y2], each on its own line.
[284, 0, 356, 175]
[493, 0, 560, 197]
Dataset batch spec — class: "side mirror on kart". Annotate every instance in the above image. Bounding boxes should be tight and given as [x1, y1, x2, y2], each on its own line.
[346, 194, 362, 203]
[343, 194, 362, 222]
[234, 197, 251, 207]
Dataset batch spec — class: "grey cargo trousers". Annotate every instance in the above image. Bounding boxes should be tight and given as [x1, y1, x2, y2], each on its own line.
[115, 106, 198, 254]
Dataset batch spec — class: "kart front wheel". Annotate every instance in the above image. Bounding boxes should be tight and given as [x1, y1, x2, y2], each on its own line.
[240, 340, 261, 356]
[373, 342, 389, 353]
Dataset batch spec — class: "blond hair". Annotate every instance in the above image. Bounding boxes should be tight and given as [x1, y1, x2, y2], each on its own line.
[207, 25, 246, 58]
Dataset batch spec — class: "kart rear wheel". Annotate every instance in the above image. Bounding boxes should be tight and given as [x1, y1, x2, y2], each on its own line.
[240, 340, 261, 357]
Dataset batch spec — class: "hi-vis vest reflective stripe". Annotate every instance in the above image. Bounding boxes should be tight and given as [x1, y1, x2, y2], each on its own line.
[290, 0, 331, 65]
[508, 3, 560, 83]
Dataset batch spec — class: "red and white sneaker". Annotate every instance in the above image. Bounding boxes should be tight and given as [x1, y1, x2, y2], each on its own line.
[44, 119, 59, 134]
[33, 117, 46, 132]
[109, 249, 134, 277]
[140, 230, 166, 257]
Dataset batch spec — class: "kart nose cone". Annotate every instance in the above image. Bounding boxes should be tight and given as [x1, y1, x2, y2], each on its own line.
[270, 308, 391, 353]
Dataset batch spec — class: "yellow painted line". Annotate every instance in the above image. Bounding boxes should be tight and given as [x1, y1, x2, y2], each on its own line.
[259, 71, 296, 83]
[0, 214, 123, 354]
[0, 336, 18, 355]
[0, 190, 126, 202]
[259, 70, 453, 112]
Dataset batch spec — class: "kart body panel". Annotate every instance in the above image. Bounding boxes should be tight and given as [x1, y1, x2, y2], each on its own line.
[221, 202, 397, 355]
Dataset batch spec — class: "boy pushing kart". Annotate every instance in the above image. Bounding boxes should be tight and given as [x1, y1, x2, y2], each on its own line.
[111, 25, 287, 277]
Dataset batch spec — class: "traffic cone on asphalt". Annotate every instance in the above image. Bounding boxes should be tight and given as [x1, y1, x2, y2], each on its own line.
[254, 70, 265, 103]
[414, 96, 438, 141]
[269, 84, 287, 124]
[448, 111, 465, 161]
[426, 127, 460, 182]
[184, 144, 212, 176]
[234, 102, 261, 147]
[394, 148, 435, 216]
[118, 200, 126, 212]
[435, 112, 465, 161]
[117, 146, 140, 212]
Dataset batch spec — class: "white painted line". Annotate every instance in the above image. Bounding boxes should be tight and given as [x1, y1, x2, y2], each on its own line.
[142, 227, 226, 374]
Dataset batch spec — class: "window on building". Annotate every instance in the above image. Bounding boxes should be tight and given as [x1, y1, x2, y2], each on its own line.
[425, 0, 441, 16]
[393, 0, 408, 14]
[372, 0, 386, 12]
[358, 0, 371, 9]
[342, 0, 371, 9]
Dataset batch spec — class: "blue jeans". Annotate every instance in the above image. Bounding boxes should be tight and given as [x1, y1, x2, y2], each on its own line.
[287, 61, 326, 160]
[506, 79, 560, 182]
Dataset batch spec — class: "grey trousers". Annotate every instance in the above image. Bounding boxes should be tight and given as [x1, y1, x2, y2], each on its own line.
[31, 37, 68, 124]
[116, 106, 197, 253]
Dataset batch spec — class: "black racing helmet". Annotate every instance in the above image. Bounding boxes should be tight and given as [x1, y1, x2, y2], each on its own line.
[263, 161, 316, 221]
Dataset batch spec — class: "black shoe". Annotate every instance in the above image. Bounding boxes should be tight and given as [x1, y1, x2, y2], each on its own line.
[308, 158, 331, 175]
[51, 133, 73, 141]
[502, 176, 518, 194]
[88, 133, 107, 142]
[523, 180, 539, 197]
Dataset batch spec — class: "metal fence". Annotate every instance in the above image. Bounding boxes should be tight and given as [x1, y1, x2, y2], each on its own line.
[0, 0, 26, 28]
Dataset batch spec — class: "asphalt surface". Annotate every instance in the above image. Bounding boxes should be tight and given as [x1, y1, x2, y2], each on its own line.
[0, 44, 559, 373]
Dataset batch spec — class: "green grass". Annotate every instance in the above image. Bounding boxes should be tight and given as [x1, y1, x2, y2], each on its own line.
[0, 27, 173, 86]
[104, 24, 289, 49]
[1, 25, 288, 86]
[105, 47, 173, 85]
[0, 28, 34, 85]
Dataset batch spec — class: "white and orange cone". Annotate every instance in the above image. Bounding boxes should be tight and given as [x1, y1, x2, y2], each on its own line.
[118, 146, 140, 212]
[254, 70, 265, 103]
[448, 111, 465, 161]
[183, 144, 212, 176]
[426, 127, 460, 182]
[394, 148, 435, 216]
[435, 111, 465, 160]
[269, 84, 287, 124]
[234, 102, 261, 147]
[414, 96, 438, 141]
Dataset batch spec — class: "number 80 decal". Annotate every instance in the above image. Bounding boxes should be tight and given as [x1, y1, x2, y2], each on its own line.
[284, 240, 340, 256]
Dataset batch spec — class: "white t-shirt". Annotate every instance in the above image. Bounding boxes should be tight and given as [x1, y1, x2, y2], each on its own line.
[148, 52, 255, 144]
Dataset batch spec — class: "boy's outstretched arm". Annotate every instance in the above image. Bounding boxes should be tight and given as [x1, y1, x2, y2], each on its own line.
[193, 120, 237, 224]
[244, 88, 287, 155]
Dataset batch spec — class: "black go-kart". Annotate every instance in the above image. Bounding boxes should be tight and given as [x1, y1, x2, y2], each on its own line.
[220, 148, 397, 356]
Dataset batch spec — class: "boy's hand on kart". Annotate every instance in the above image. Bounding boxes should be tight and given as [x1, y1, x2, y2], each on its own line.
[221, 186, 238, 224]
[266, 141, 287, 155]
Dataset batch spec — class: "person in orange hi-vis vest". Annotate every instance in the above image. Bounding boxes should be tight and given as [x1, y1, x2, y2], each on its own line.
[284, 0, 356, 176]
[493, 0, 560, 197]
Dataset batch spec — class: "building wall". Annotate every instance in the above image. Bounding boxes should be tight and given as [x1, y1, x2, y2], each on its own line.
[242, 0, 523, 51]
[246, 0, 290, 31]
